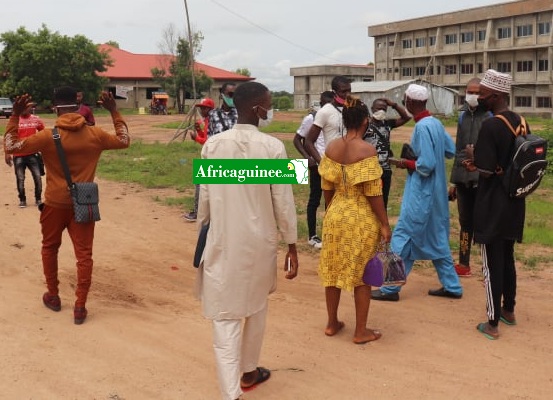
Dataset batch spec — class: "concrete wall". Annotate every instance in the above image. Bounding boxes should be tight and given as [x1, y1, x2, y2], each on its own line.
[290, 64, 375, 109]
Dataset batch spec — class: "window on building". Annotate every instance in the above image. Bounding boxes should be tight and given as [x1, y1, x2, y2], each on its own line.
[402, 39, 412, 49]
[477, 63, 484, 73]
[515, 96, 532, 107]
[444, 65, 457, 75]
[517, 60, 533, 72]
[388, 68, 393, 73]
[538, 59, 549, 71]
[516, 24, 533, 37]
[428, 66, 434, 75]
[498, 27, 512, 39]
[497, 62, 512, 73]
[461, 64, 474, 74]
[461, 32, 474, 43]
[537, 97, 552, 108]
[429, 36, 436, 46]
[477, 30, 486, 41]
[389, 41, 395, 46]
[415, 37, 426, 47]
[401, 67, 412, 77]
[445, 34, 457, 44]
[538, 22, 551, 35]
[415, 66, 426, 76]
[437, 66, 441, 74]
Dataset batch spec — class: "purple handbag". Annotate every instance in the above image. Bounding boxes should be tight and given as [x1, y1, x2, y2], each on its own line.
[363, 244, 406, 287]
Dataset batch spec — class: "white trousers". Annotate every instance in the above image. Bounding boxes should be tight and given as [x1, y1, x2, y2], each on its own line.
[212, 302, 268, 400]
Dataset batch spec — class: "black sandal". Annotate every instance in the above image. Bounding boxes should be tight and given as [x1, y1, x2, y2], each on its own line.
[241, 367, 271, 390]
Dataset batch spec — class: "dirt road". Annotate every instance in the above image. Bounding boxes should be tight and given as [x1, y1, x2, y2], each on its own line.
[0, 114, 552, 399]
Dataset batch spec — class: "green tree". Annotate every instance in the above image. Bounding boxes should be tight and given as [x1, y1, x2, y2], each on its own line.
[105, 40, 120, 49]
[271, 91, 293, 110]
[152, 24, 212, 113]
[0, 25, 109, 106]
[277, 96, 292, 110]
[234, 68, 251, 77]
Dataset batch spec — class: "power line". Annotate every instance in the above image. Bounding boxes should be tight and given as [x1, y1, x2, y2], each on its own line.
[208, 0, 347, 64]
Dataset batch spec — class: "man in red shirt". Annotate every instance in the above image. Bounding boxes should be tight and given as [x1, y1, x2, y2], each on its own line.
[184, 98, 215, 222]
[190, 97, 214, 145]
[76, 90, 96, 126]
[4, 107, 45, 207]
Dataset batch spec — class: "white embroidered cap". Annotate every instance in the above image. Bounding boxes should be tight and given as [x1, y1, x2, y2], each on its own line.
[405, 84, 429, 101]
[480, 69, 512, 93]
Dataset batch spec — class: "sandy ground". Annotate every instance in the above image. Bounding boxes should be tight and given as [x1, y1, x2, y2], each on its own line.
[1, 114, 552, 400]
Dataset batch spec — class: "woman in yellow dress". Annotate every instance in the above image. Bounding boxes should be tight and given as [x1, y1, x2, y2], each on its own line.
[318, 95, 391, 344]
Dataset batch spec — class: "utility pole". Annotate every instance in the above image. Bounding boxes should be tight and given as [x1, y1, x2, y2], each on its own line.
[184, 0, 197, 101]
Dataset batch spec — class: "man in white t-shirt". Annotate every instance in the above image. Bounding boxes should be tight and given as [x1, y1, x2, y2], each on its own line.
[293, 91, 334, 249]
[304, 76, 351, 166]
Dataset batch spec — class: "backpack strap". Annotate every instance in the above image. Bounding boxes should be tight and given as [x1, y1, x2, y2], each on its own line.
[495, 114, 527, 136]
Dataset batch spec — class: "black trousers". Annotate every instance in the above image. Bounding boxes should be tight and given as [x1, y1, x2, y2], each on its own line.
[381, 169, 392, 209]
[456, 184, 477, 266]
[480, 238, 517, 327]
[306, 166, 322, 238]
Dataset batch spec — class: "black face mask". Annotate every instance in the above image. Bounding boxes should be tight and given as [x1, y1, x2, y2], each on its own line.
[478, 94, 495, 110]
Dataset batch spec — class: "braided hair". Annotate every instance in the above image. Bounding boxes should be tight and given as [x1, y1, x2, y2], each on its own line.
[342, 95, 369, 131]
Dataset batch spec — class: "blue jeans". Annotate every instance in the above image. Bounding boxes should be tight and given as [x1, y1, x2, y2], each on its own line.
[14, 154, 42, 202]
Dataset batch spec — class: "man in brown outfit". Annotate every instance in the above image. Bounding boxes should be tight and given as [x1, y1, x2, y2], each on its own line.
[4, 87, 130, 324]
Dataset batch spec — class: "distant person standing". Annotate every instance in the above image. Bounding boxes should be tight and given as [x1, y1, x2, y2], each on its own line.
[469, 70, 527, 340]
[448, 78, 492, 278]
[292, 91, 334, 249]
[76, 90, 96, 126]
[183, 98, 215, 222]
[208, 83, 238, 137]
[304, 76, 351, 164]
[5, 107, 45, 208]
[363, 97, 411, 208]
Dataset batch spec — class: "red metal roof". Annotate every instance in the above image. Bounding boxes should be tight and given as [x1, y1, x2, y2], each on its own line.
[97, 44, 254, 81]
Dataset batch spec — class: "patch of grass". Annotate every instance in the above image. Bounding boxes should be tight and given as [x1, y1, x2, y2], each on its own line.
[259, 121, 299, 134]
[97, 140, 200, 190]
[95, 128, 553, 254]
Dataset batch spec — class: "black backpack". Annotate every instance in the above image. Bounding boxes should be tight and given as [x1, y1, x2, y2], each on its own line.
[496, 115, 548, 199]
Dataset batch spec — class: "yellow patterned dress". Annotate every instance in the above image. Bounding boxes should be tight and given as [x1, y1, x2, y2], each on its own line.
[318, 156, 383, 291]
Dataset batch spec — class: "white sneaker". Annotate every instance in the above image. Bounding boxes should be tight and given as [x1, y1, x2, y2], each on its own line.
[308, 235, 322, 249]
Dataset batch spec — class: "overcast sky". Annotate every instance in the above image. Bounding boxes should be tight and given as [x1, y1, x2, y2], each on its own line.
[3, 0, 509, 92]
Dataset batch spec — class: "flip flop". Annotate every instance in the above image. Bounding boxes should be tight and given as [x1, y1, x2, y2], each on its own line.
[476, 322, 499, 340]
[241, 367, 271, 391]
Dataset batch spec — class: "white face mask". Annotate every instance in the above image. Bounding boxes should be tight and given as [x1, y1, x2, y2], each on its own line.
[372, 109, 387, 121]
[465, 94, 479, 108]
[257, 108, 273, 128]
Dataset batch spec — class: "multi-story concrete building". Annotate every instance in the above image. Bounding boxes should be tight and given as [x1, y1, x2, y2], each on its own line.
[368, 0, 553, 116]
[290, 64, 374, 109]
